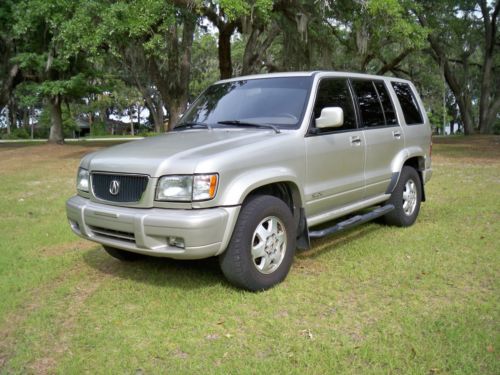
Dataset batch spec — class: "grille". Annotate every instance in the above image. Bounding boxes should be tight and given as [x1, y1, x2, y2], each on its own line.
[92, 173, 148, 202]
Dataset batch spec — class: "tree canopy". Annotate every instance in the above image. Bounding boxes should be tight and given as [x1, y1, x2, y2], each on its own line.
[1, 0, 498, 142]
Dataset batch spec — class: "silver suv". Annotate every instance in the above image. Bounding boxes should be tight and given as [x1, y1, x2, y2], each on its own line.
[66, 72, 432, 291]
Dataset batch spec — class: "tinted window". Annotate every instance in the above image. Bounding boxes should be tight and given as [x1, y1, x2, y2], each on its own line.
[313, 78, 356, 132]
[178, 77, 312, 129]
[351, 80, 386, 127]
[391, 82, 423, 125]
[374, 81, 397, 125]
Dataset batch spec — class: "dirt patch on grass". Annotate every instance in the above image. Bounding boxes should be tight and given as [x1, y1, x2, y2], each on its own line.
[39, 239, 97, 257]
[0, 144, 102, 175]
[432, 135, 500, 164]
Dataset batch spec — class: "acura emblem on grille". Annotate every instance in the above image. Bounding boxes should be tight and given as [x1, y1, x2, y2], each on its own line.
[109, 180, 120, 195]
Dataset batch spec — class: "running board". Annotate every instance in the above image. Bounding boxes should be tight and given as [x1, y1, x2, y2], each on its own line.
[308, 204, 394, 239]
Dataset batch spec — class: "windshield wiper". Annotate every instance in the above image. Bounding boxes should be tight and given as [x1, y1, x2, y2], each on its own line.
[174, 122, 212, 131]
[217, 120, 280, 134]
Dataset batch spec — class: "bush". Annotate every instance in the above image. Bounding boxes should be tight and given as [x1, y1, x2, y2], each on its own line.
[1, 128, 30, 140]
[493, 119, 500, 135]
[90, 121, 107, 136]
[137, 129, 160, 137]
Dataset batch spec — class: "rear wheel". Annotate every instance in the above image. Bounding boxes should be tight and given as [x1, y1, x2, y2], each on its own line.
[103, 245, 144, 261]
[383, 166, 422, 227]
[219, 195, 296, 291]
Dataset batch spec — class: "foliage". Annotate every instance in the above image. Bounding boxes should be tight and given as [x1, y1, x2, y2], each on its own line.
[0, 127, 30, 140]
[190, 32, 220, 98]
[1, 0, 498, 137]
[37, 105, 78, 138]
[89, 121, 107, 137]
[137, 130, 161, 137]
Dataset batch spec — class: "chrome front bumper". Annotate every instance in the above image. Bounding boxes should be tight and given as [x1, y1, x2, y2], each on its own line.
[66, 195, 240, 259]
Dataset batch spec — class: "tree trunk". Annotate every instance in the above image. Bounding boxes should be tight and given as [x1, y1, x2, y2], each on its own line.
[218, 26, 233, 79]
[152, 104, 164, 133]
[30, 107, 34, 139]
[167, 101, 184, 131]
[137, 104, 141, 131]
[417, 13, 479, 135]
[478, 0, 500, 134]
[129, 109, 135, 136]
[48, 95, 64, 144]
[144, 99, 163, 133]
[457, 96, 475, 135]
[242, 23, 280, 75]
[6, 107, 11, 135]
[23, 108, 29, 129]
[150, 14, 196, 132]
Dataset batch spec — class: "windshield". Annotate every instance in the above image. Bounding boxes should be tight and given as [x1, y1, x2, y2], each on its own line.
[178, 77, 313, 130]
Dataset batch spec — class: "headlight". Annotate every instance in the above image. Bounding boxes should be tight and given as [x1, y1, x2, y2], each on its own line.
[156, 174, 218, 202]
[156, 175, 193, 201]
[76, 168, 89, 192]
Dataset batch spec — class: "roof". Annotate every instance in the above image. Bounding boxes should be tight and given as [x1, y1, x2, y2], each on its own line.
[215, 71, 411, 85]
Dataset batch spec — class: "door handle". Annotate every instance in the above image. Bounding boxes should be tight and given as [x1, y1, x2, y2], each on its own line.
[392, 130, 402, 139]
[350, 135, 361, 146]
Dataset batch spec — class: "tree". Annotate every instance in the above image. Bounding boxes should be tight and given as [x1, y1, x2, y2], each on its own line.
[11, 0, 99, 143]
[0, 0, 21, 135]
[477, 0, 500, 133]
[61, 0, 197, 130]
[415, 0, 500, 134]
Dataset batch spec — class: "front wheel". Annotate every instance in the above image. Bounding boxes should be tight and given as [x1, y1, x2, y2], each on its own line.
[219, 195, 296, 291]
[383, 166, 422, 227]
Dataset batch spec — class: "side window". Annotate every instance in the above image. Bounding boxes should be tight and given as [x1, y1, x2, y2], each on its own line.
[374, 81, 397, 125]
[351, 80, 386, 127]
[313, 78, 357, 132]
[391, 82, 423, 125]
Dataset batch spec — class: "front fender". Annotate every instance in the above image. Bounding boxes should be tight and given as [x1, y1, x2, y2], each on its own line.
[216, 167, 304, 206]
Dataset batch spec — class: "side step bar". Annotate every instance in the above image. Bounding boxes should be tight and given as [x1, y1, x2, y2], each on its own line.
[308, 204, 394, 239]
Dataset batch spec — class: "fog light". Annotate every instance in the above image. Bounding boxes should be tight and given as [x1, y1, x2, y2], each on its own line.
[168, 236, 185, 249]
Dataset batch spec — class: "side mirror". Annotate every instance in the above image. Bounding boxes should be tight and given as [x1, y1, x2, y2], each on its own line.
[315, 107, 344, 129]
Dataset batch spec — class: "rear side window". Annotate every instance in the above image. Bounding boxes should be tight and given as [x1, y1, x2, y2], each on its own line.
[313, 78, 357, 132]
[374, 81, 397, 125]
[391, 82, 423, 125]
[351, 80, 386, 127]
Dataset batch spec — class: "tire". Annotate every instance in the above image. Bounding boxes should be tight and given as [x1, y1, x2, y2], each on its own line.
[103, 245, 144, 261]
[383, 166, 422, 227]
[219, 195, 296, 291]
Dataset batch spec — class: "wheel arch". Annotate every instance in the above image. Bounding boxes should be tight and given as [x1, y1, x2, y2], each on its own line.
[243, 180, 309, 251]
[389, 154, 427, 202]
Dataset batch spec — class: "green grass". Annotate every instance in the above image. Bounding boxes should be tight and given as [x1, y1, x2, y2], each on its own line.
[0, 137, 499, 374]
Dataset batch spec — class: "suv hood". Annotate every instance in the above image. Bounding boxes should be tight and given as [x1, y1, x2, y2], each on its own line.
[85, 129, 279, 177]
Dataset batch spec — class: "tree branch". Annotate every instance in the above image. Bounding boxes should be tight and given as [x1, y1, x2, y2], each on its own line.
[377, 49, 414, 75]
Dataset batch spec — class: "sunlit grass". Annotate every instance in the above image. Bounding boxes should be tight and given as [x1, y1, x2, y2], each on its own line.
[0, 137, 498, 374]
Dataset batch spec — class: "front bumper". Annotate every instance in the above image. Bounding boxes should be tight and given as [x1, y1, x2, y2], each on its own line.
[66, 195, 240, 259]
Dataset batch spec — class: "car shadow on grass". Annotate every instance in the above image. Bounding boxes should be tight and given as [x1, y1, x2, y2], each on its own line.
[298, 224, 380, 259]
[82, 224, 381, 290]
[82, 247, 226, 290]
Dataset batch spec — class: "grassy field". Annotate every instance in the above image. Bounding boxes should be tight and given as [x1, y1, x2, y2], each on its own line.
[0, 136, 498, 374]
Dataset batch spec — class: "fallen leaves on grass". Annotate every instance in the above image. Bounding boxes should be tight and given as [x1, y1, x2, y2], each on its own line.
[300, 329, 314, 340]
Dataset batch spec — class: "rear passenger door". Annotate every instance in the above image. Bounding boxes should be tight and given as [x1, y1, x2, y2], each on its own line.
[351, 79, 404, 198]
[305, 78, 365, 219]
[391, 81, 427, 150]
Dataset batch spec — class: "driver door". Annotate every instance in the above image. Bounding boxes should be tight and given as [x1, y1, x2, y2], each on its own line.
[304, 78, 366, 220]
